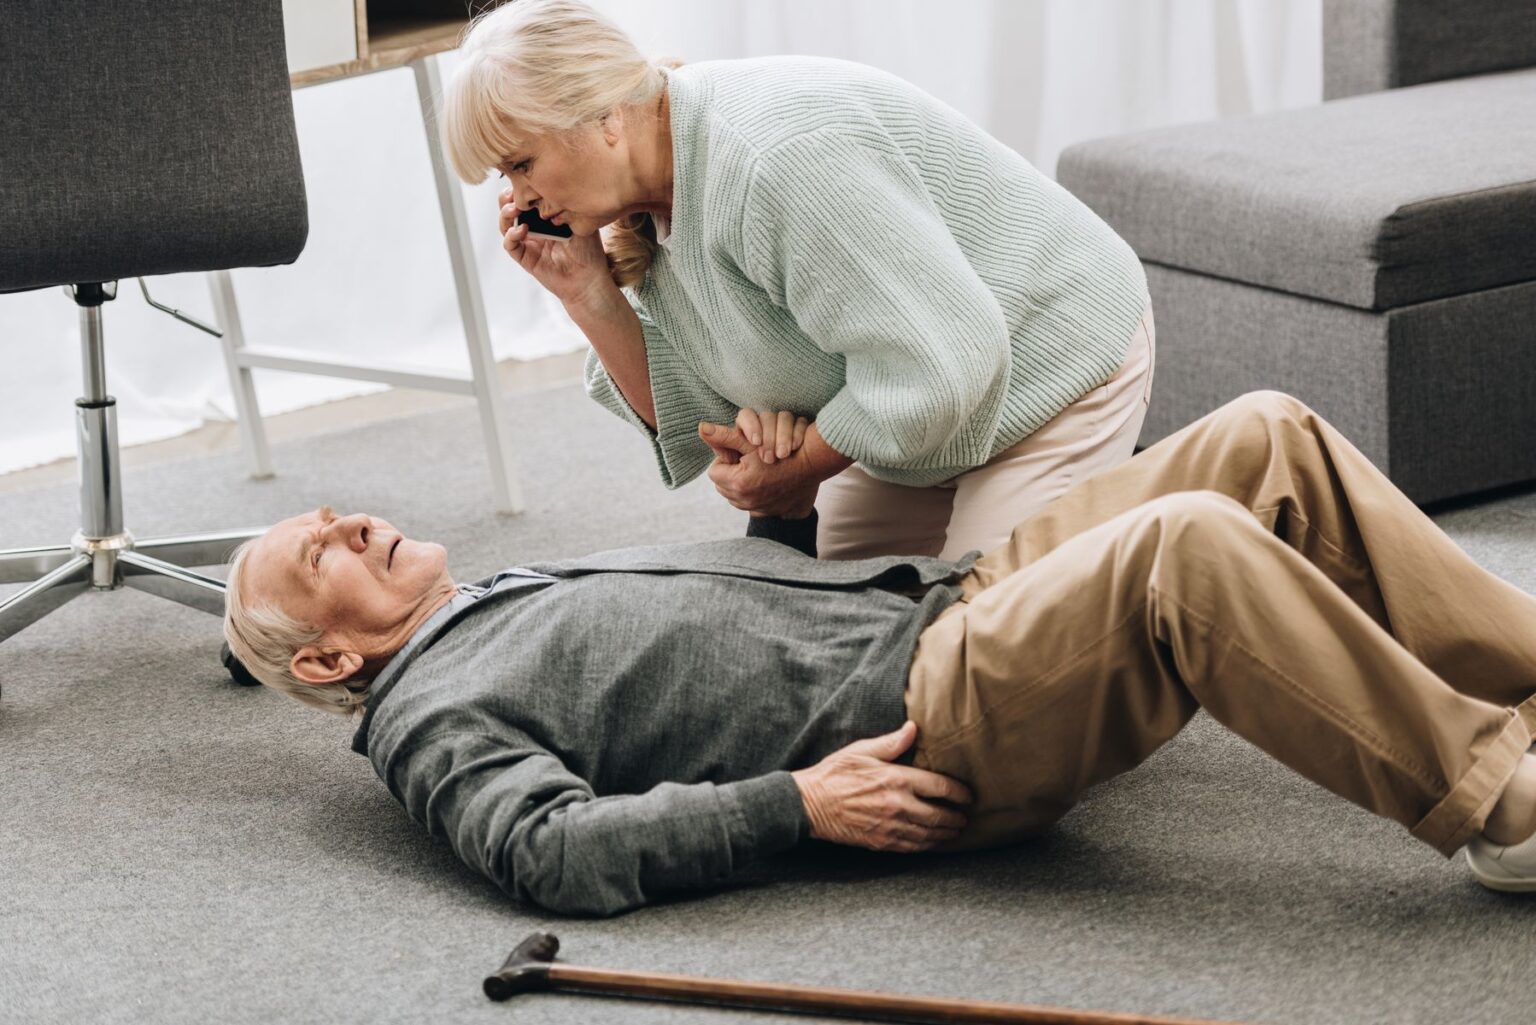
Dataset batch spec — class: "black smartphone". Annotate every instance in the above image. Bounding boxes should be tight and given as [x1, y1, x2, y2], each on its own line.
[514, 208, 573, 240]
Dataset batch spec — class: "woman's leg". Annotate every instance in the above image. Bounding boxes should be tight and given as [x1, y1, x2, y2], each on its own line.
[937, 299, 1155, 561]
[958, 389, 1536, 724]
[815, 463, 953, 560]
[904, 491, 1532, 856]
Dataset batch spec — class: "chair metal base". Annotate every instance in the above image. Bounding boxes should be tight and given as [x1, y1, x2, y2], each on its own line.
[1, 282, 269, 659]
[0, 529, 264, 644]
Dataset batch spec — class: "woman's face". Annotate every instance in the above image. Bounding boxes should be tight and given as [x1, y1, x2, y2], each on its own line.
[496, 106, 669, 237]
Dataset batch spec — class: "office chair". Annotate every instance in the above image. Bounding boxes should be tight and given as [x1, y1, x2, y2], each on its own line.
[0, 1, 307, 668]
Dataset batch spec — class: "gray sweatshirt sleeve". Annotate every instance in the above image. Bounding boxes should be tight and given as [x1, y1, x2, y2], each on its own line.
[390, 729, 810, 916]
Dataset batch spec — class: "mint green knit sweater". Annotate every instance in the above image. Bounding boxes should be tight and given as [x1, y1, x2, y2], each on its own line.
[584, 55, 1149, 489]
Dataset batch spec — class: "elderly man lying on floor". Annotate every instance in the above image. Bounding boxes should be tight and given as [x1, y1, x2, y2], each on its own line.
[223, 391, 1536, 915]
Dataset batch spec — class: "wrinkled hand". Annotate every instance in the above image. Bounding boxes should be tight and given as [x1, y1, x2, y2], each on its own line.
[698, 419, 820, 519]
[791, 721, 973, 852]
[497, 185, 612, 307]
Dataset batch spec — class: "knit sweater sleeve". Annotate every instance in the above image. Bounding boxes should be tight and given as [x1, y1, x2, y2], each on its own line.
[740, 130, 1012, 471]
[582, 295, 739, 489]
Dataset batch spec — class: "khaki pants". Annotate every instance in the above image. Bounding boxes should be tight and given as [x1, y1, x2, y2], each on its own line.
[817, 300, 1156, 562]
[904, 390, 1536, 858]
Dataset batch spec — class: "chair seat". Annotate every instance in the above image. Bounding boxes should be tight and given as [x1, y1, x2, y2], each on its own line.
[0, 5, 307, 293]
[1057, 67, 1536, 312]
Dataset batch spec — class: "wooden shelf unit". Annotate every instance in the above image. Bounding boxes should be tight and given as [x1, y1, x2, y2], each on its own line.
[290, 1, 477, 87]
[288, 1, 509, 88]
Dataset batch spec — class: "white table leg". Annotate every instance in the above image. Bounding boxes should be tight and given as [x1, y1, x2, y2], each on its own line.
[412, 53, 525, 515]
[207, 269, 274, 479]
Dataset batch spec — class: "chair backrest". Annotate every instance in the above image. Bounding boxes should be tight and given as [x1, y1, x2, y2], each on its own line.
[1323, 0, 1536, 100]
[0, 0, 309, 292]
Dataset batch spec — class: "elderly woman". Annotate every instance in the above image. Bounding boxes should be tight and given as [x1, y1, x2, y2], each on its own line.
[439, 0, 1154, 560]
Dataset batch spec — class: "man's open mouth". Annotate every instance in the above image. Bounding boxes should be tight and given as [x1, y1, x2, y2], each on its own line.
[387, 537, 401, 569]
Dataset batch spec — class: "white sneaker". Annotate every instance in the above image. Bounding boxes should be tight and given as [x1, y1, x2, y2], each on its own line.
[1465, 829, 1536, 892]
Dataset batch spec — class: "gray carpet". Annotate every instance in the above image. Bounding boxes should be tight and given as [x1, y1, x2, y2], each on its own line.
[2, 383, 1533, 1025]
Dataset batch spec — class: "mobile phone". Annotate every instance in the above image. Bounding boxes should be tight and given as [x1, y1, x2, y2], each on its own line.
[514, 208, 573, 241]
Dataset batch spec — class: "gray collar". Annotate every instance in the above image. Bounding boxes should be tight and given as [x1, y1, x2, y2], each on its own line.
[349, 569, 556, 756]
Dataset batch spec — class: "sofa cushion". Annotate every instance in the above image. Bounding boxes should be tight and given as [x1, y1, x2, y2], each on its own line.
[1323, 0, 1536, 100]
[1056, 67, 1536, 312]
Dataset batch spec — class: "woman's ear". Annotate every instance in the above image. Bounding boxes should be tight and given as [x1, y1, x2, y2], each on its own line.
[291, 646, 365, 687]
[600, 107, 623, 145]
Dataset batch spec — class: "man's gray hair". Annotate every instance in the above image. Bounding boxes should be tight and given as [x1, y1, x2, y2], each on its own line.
[223, 538, 371, 719]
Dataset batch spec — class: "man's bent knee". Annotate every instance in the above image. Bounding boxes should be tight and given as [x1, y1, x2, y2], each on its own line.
[1143, 489, 1251, 525]
[1138, 491, 1267, 560]
[1227, 388, 1314, 425]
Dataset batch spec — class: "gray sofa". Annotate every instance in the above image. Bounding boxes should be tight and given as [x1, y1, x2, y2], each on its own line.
[1056, 0, 1536, 505]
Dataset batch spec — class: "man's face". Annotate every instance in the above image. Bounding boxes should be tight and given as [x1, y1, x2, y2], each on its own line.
[242, 506, 454, 660]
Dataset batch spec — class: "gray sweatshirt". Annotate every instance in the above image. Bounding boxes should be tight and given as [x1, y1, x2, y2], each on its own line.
[350, 537, 976, 916]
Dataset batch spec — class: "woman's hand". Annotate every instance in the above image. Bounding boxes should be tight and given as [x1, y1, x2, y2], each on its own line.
[735, 409, 810, 466]
[498, 186, 612, 307]
[790, 721, 972, 852]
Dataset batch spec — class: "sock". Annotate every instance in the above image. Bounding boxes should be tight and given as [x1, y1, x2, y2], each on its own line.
[1482, 754, 1536, 846]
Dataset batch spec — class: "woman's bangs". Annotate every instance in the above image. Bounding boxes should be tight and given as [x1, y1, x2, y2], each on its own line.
[444, 60, 532, 182]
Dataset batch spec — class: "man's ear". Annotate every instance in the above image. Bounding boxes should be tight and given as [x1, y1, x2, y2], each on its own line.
[291, 645, 366, 687]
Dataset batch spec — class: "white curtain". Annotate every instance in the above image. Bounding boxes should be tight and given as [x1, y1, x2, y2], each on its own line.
[0, 0, 1321, 476]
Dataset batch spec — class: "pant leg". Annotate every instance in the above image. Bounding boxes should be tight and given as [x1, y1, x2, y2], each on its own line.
[815, 463, 953, 560]
[904, 491, 1531, 857]
[937, 299, 1156, 561]
[957, 389, 1536, 726]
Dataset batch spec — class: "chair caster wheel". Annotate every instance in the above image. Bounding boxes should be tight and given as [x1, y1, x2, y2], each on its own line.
[220, 641, 262, 687]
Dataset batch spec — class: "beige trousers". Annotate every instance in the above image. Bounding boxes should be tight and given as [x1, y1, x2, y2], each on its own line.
[904, 390, 1536, 858]
[817, 300, 1156, 562]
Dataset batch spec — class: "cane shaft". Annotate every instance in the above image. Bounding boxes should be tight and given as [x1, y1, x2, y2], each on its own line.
[547, 965, 1241, 1025]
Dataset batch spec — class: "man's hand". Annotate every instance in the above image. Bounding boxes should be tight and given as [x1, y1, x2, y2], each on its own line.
[790, 721, 973, 852]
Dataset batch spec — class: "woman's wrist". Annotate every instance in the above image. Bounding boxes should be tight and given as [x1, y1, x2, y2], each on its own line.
[799, 423, 855, 483]
[561, 279, 625, 320]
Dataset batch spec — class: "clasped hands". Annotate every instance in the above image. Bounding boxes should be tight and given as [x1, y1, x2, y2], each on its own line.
[697, 408, 820, 519]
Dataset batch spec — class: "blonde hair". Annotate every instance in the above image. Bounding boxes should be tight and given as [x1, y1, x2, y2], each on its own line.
[222, 538, 371, 720]
[439, 0, 684, 290]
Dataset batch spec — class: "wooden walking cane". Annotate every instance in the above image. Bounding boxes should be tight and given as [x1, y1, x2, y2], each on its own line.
[485, 932, 1247, 1025]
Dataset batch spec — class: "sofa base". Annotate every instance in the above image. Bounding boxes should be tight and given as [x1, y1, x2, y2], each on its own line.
[1138, 264, 1536, 505]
